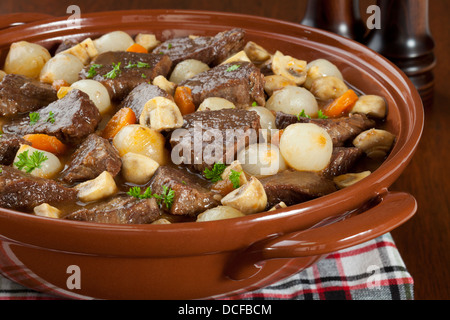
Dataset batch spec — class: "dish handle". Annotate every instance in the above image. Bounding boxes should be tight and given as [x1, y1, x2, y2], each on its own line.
[226, 191, 417, 281]
[0, 13, 54, 30]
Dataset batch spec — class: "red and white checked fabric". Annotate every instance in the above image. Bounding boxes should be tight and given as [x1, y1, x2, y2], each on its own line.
[0, 233, 413, 300]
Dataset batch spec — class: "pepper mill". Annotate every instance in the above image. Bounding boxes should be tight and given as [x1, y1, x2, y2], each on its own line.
[300, 0, 366, 41]
[363, 0, 436, 107]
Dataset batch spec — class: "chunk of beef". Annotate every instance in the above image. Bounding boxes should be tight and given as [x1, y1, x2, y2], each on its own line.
[0, 165, 77, 212]
[0, 74, 58, 117]
[260, 170, 337, 208]
[0, 133, 31, 165]
[60, 134, 122, 184]
[153, 28, 246, 67]
[3, 89, 101, 145]
[147, 166, 221, 217]
[79, 51, 172, 101]
[64, 195, 162, 224]
[170, 109, 261, 173]
[322, 147, 363, 178]
[275, 112, 376, 147]
[54, 38, 79, 55]
[179, 61, 266, 109]
[119, 82, 172, 118]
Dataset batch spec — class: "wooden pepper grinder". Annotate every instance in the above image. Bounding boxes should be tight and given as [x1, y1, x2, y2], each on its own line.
[301, 0, 366, 41]
[363, 0, 436, 107]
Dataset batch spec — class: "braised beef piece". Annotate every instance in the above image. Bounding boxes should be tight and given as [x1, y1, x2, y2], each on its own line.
[60, 134, 122, 184]
[0, 74, 58, 117]
[54, 38, 79, 55]
[153, 28, 246, 67]
[3, 89, 101, 145]
[0, 165, 77, 212]
[179, 61, 266, 108]
[79, 51, 172, 101]
[0, 133, 31, 165]
[170, 109, 261, 173]
[147, 166, 221, 217]
[119, 82, 172, 118]
[275, 112, 376, 147]
[260, 170, 337, 208]
[64, 195, 162, 224]
[322, 147, 363, 178]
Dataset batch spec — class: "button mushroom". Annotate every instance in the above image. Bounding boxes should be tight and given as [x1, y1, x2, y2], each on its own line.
[244, 41, 271, 64]
[350, 95, 387, 119]
[220, 176, 268, 215]
[152, 75, 177, 96]
[304, 58, 344, 90]
[353, 129, 396, 159]
[139, 97, 184, 132]
[263, 74, 297, 96]
[310, 76, 349, 101]
[34, 203, 63, 219]
[220, 50, 251, 65]
[134, 33, 161, 52]
[75, 171, 118, 203]
[121, 152, 160, 185]
[196, 206, 245, 222]
[271, 51, 307, 86]
[58, 38, 98, 65]
[333, 171, 372, 189]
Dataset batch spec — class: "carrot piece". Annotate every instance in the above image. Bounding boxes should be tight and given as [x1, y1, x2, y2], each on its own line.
[102, 108, 137, 139]
[323, 89, 359, 118]
[174, 86, 196, 115]
[23, 134, 69, 156]
[126, 43, 148, 54]
[270, 129, 284, 148]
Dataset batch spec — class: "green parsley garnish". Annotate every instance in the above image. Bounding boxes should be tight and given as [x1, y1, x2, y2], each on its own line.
[127, 186, 153, 199]
[127, 185, 175, 210]
[226, 64, 241, 72]
[252, 101, 258, 107]
[29, 112, 40, 125]
[141, 74, 147, 79]
[125, 61, 150, 69]
[203, 162, 227, 183]
[87, 64, 103, 78]
[14, 150, 48, 174]
[317, 110, 329, 119]
[229, 170, 242, 189]
[47, 111, 56, 124]
[153, 185, 175, 210]
[104, 62, 121, 79]
[297, 109, 311, 120]
[168, 43, 173, 49]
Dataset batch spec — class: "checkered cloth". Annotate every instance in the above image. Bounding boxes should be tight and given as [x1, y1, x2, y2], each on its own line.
[0, 233, 413, 300]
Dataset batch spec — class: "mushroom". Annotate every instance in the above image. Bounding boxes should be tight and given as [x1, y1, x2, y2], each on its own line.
[121, 152, 160, 185]
[304, 58, 344, 90]
[139, 97, 184, 132]
[75, 171, 118, 203]
[263, 74, 297, 96]
[271, 51, 307, 86]
[220, 50, 251, 65]
[244, 41, 271, 64]
[220, 177, 268, 215]
[333, 171, 372, 189]
[353, 129, 396, 159]
[58, 38, 98, 65]
[196, 206, 245, 222]
[268, 201, 287, 212]
[152, 218, 172, 225]
[34, 203, 62, 219]
[152, 75, 177, 96]
[198, 97, 236, 111]
[350, 95, 387, 119]
[134, 33, 161, 52]
[310, 76, 349, 101]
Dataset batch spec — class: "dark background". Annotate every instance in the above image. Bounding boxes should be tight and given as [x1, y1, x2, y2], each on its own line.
[0, 0, 449, 300]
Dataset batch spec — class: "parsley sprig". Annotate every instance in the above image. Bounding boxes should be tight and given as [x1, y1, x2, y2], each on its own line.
[203, 163, 227, 183]
[127, 185, 175, 209]
[87, 64, 103, 78]
[104, 62, 122, 79]
[229, 170, 242, 189]
[297, 109, 311, 120]
[226, 64, 241, 72]
[29, 112, 40, 125]
[47, 111, 56, 124]
[14, 150, 48, 174]
[125, 61, 150, 69]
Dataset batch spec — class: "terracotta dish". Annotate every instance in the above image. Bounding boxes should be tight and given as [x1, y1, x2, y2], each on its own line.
[0, 10, 423, 300]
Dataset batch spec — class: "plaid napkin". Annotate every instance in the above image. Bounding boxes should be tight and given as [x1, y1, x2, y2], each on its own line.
[0, 233, 413, 300]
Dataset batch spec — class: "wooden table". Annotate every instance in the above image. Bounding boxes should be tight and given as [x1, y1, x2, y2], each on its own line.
[0, 0, 448, 300]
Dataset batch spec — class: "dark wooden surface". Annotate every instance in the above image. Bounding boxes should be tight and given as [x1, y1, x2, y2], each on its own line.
[0, 0, 448, 300]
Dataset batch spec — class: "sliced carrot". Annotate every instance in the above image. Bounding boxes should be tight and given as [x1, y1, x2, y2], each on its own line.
[323, 89, 359, 118]
[23, 134, 68, 156]
[126, 43, 148, 54]
[174, 86, 196, 115]
[102, 107, 137, 140]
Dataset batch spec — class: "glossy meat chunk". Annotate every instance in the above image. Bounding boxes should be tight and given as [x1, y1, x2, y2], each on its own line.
[79, 51, 172, 101]
[3, 89, 102, 145]
[153, 28, 246, 66]
[179, 61, 266, 108]
[60, 134, 122, 184]
[147, 166, 221, 217]
[0, 74, 57, 117]
[0, 133, 30, 165]
[64, 195, 162, 224]
[0, 165, 77, 212]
